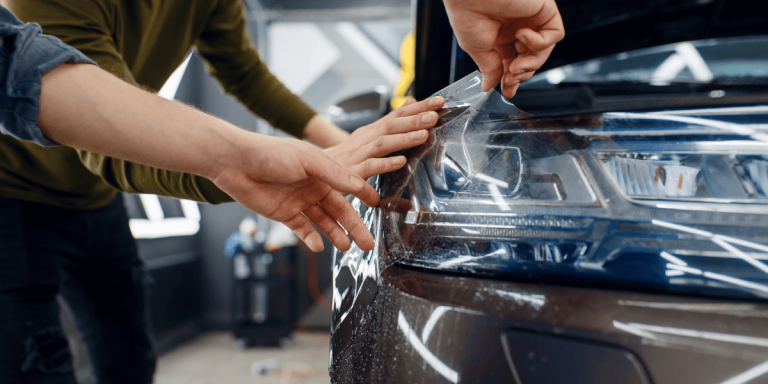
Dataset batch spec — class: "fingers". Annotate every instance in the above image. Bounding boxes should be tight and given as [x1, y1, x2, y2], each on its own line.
[382, 111, 438, 137]
[367, 129, 429, 159]
[297, 146, 377, 200]
[284, 190, 376, 252]
[349, 178, 381, 208]
[283, 213, 326, 252]
[506, 44, 555, 76]
[501, 44, 555, 98]
[465, 49, 504, 92]
[514, 2, 565, 52]
[320, 191, 375, 251]
[502, 69, 535, 89]
[303, 204, 352, 251]
[353, 156, 407, 180]
[392, 96, 445, 118]
[501, 82, 522, 99]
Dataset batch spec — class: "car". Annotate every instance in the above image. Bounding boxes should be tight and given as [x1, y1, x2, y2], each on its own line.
[329, 1, 768, 383]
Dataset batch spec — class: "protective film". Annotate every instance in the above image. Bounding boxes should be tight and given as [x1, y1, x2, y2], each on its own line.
[332, 70, 768, 365]
[377, 71, 768, 301]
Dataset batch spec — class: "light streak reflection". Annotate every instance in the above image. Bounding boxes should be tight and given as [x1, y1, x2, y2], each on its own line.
[397, 311, 459, 383]
[713, 238, 768, 275]
[421, 306, 483, 344]
[421, 306, 451, 344]
[660, 251, 688, 266]
[613, 321, 768, 348]
[720, 360, 768, 384]
[491, 289, 546, 310]
[615, 321, 768, 384]
[655, 220, 768, 294]
[475, 173, 509, 188]
[488, 184, 511, 211]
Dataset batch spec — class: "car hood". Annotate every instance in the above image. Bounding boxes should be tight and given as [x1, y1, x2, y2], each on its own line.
[542, 0, 768, 71]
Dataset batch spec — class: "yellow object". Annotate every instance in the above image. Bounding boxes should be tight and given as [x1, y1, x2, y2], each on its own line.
[391, 32, 416, 110]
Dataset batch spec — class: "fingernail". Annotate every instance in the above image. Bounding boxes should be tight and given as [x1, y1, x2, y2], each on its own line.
[514, 70, 526, 75]
[350, 176, 364, 188]
[519, 36, 528, 45]
[391, 157, 401, 165]
[421, 112, 436, 123]
[411, 130, 425, 140]
[428, 96, 444, 107]
[512, 79, 521, 84]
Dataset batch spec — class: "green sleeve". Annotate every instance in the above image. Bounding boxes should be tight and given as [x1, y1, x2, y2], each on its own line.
[195, 0, 317, 139]
[9, 0, 234, 204]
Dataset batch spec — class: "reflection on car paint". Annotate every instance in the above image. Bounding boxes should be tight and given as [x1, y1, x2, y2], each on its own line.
[330, 263, 768, 383]
[331, 71, 768, 383]
[482, 288, 546, 310]
[613, 318, 768, 383]
[397, 310, 459, 383]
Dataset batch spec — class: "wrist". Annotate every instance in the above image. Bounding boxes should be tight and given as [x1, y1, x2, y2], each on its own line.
[303, 114, 350, 148]
[198, 122, 260, 183]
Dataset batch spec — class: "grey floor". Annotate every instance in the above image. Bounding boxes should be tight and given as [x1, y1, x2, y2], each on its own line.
[154, 331, 332, 384]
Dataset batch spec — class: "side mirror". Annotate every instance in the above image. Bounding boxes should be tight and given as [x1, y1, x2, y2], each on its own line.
[326, 88, 391, 133]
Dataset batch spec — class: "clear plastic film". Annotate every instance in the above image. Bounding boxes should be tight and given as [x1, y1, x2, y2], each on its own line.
[382, 71, 768, 299]
[332, 71, 768, 360]
[377, 72, 537, 269]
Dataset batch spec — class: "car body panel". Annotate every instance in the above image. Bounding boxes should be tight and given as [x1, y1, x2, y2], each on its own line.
[331, 70, 768, 383]
[331, 264, 768, 384]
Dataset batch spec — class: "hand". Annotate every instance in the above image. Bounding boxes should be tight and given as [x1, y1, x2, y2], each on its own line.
[209, 135, 380, 253]
[325, 96, 445, 180]
[443, 0, 564, 98]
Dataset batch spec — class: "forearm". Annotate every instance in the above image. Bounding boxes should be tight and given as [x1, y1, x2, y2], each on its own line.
[38, 63, 252, 181]
[303, 114, 349, 148]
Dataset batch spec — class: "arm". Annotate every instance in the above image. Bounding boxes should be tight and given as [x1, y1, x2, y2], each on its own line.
[443, 0, 565, 98]
[10, 0, 235, 203]
[196, 0, 319, 142]
[39, 63, 378, 252]
[197, 0, 447, 172]
[303, 115, 350, 148]
[195, 0, 373, 149]
[0, 5, 96, 146]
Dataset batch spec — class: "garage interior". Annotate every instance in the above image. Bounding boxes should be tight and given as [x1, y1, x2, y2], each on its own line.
[58, 1, 410, 383]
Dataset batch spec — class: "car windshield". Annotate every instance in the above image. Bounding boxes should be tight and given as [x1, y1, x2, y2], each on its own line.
[526, 35, 768, 86]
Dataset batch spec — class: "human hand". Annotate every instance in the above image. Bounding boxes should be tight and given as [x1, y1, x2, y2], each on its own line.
[324, 96, 445, 180]
[209, 135, 380, 253]
[443, 0, 564, 98]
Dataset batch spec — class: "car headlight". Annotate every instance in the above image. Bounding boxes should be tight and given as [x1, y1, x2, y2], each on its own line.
[376, 72, 768, 300]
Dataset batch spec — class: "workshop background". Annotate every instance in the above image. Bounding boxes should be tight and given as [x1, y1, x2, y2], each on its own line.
[61, 0, 412, 383]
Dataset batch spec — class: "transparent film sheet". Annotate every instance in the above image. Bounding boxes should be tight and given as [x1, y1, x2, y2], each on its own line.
[376, 72, 768, 301]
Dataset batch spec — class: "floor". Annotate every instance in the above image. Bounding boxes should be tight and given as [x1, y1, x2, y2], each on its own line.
[154, 331, 332, 384]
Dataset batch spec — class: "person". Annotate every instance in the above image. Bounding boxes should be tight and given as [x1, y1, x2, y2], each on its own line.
[0, 4, 443, 383]
[1, 0, 563, 383]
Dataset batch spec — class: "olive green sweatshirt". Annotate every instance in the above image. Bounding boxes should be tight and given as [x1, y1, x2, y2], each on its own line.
[3, 0, 317, 209]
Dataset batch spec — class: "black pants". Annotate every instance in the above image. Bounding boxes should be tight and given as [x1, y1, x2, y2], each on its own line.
[0, 195, 156, 384]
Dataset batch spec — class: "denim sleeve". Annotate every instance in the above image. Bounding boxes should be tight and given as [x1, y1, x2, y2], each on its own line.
[0, 6, 96, 146]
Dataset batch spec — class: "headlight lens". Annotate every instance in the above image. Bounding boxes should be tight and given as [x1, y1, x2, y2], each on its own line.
[377, 72, 768, 300]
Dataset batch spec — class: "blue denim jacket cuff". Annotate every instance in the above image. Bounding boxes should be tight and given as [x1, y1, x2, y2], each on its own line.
[1, 11, 96, 146]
